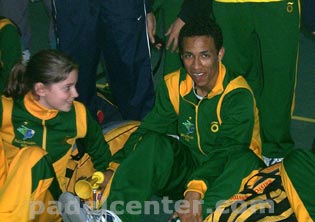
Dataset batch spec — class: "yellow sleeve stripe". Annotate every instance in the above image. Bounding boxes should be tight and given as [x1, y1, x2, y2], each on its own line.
[0, 18, 15, 29]
[280, 162, 313, 222]
[1, 96, 15, 145]
[216, 76, 262, 159]
[164, 70, 181, 115]
[216, 76, 252, 124]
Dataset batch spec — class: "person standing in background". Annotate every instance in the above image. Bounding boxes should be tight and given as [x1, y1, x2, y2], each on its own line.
[146, 0, 213, 75]
[0, 16, 22, 93]
[146, 0, 185, 75]
[212, 0, 300, 165]
[53, 0, 155, 123]
[0, 0, 55, 62]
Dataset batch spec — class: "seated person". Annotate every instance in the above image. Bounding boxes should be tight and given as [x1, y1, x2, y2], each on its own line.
[0, 49, 115, 222]
[204, 147, 315, 222]
[59, 18, 265, 222]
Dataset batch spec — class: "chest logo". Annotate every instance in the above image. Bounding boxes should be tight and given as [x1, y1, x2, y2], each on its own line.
[17, 125, 35, 140]
[182, 120, 195, 134]
[210, 121, 219, 133]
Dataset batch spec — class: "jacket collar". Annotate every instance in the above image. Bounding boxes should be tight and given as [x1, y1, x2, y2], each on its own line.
[180, 61, 226, 99]
[24, 92, 58, 120]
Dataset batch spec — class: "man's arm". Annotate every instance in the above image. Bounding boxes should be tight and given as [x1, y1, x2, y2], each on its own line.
[166, 0, 213, 52]
[77, 108, 111, 172]
[110, 79, 178, 164]
[146, 12, 157, 44]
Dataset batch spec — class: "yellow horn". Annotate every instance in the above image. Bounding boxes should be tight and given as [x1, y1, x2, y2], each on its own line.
[91, 171, 105, 189]
[74, 171, 105, 199]
[74, 180, 92, 199]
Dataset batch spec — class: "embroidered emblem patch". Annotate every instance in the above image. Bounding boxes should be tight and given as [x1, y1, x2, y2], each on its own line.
[17, 125, 35, 140]
[182, 120, 195, 134]
[210, 121, 219, 133]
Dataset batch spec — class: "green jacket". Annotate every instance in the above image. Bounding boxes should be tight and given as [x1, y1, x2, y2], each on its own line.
[115, 62, 262, 188]
[0, 93, 111, 190]
[0, 17, 22, 93]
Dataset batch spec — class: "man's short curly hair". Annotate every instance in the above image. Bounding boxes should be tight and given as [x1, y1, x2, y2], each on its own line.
[179, 18, 223, 54]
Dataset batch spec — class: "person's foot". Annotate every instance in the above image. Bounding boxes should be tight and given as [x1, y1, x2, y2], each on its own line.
[263, 156, 283, 166]
[89, 208, 122, 222]
[58, 192, 122, 222]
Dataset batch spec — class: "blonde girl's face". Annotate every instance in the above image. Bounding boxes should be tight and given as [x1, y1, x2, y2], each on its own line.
[36, 70, 79, 112]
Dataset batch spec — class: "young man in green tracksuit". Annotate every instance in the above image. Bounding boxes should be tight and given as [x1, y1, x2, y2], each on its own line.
[98, 19, 265, 222]
[155, 0, 301, 164]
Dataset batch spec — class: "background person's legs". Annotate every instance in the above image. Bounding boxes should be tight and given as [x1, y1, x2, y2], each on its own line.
[53, 0, 101, 120]
[98, 0, 155, 120]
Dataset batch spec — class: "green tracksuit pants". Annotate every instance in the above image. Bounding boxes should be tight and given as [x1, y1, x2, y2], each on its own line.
[213, 0, 300, 158]
[104, 132, 263, 221]
[283, 148, 315, 220]
[0, 146, 61, 222]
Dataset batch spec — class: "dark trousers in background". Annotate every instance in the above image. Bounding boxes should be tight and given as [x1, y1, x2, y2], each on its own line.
[53, 0, 155, 121]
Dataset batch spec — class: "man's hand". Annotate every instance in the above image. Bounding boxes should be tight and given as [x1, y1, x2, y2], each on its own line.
[99, 169, 114, 190]
[146, 12, 156, 44]
[165, 18, 185, 52]
[169, 191, 202, 222]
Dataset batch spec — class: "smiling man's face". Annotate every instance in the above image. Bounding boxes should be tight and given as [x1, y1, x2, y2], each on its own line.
[181, 35, 224, 97]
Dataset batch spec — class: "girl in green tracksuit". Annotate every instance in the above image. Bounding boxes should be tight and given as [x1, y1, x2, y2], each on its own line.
[102, 19, 265, 222]
[0, 50, 113, 222]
